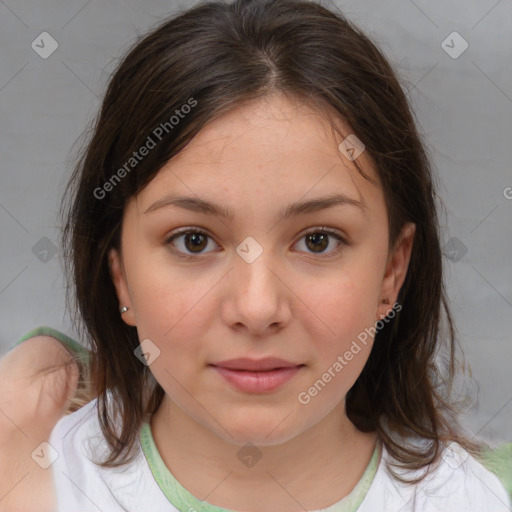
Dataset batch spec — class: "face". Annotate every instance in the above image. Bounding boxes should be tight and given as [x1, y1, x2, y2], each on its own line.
[110, 93, 415, 446]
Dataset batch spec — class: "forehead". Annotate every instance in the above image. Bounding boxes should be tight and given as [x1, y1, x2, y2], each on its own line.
[134, 93, 384, 221]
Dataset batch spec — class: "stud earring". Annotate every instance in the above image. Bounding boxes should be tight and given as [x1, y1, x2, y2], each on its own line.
[120, 306, 129, 314]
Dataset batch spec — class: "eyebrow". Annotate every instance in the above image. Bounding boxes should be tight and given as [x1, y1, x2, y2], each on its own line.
[143, 193, 368, 220]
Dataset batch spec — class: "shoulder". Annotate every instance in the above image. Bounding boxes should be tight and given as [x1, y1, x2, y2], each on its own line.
[431, 442, 511, 510]
[49, 396, 112, 474]
[49, 398, 121, 511]
[480, 441, 512, 503]
[49, 397, 171, 511]
[50, 396, 100, 447]
[360, 441, 511, 512]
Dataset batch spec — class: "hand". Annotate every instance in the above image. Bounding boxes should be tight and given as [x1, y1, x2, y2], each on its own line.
[0, 336, 81, 512]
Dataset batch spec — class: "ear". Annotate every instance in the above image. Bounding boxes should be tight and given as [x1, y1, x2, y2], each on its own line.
[108, 248, 136, 326]
[377, 222, 415, 320]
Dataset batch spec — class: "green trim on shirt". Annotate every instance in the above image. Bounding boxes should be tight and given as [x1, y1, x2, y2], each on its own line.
[12, 325, 91, 367]
[139, 421, 382, 512]
[480, 442, 512, 504]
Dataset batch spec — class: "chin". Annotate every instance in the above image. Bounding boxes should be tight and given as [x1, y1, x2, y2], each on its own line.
[212, 410, 303, 447]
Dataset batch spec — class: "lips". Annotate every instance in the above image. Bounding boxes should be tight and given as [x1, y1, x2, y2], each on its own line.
[209, 357, 305, 393]
[210, 357, 301, 371]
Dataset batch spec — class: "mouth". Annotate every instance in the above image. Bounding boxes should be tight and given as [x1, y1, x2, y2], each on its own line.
[210, 357, 303, 371]
[209, 358, 305, 393]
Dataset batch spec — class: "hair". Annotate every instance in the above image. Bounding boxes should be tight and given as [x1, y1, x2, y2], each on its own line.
[61, 0, 484, 482]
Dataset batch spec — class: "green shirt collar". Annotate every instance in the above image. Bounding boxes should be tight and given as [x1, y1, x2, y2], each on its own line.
[140, 421, 381, 512]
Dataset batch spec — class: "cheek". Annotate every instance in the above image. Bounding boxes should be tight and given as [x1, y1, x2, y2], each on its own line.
[128, 261, 216, 363]
[299, 265, 381, 345]
[126, 249, 199, 328]
[130, 270, 212, 399]
[293, 253, 384, 389]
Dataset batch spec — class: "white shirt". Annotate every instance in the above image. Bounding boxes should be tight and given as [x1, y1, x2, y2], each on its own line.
[48, 398, 511, 512]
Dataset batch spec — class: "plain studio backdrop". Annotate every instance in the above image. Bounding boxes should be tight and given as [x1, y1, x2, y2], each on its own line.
[0, 0, 511, 446]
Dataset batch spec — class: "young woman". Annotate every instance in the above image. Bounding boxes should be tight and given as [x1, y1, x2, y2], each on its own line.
[3, 0, 511, 510]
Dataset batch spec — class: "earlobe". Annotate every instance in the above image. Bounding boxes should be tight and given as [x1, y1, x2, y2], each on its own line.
[108, 248, 136, 326]
[378, 223, 415, 319]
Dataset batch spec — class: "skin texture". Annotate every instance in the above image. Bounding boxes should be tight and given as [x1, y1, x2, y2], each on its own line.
[0, 336, 79, 512]
[109, 92, 415, 511]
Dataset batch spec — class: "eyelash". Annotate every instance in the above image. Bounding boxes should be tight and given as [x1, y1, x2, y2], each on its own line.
[164, 226, 347, 260]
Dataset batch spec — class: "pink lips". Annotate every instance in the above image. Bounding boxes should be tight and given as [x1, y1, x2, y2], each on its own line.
[209, 357, 304, 393]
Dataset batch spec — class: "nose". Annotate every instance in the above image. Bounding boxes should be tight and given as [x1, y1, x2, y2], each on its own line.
[219, 251, 291, 336]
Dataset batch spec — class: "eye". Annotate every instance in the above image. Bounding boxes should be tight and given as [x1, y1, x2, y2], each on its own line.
[165, 228, 219, 257]
[165, 226, 347, 259]
[294, 227, 347, 256]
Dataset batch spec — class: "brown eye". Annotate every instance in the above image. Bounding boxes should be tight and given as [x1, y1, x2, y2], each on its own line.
[305, 232, 329, 253]
[294, 228, 346, 256]
[166, 229, 217, 256]
[183, 232, 208, 252]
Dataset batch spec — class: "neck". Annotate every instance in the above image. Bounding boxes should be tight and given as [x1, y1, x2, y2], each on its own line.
[151, 394, 378, 512]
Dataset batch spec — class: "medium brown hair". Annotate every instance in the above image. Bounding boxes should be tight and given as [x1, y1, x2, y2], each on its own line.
[61, 0, 482, 481]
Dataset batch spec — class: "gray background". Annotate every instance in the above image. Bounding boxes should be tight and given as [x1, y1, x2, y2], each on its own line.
[1, 0, 511, 445]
